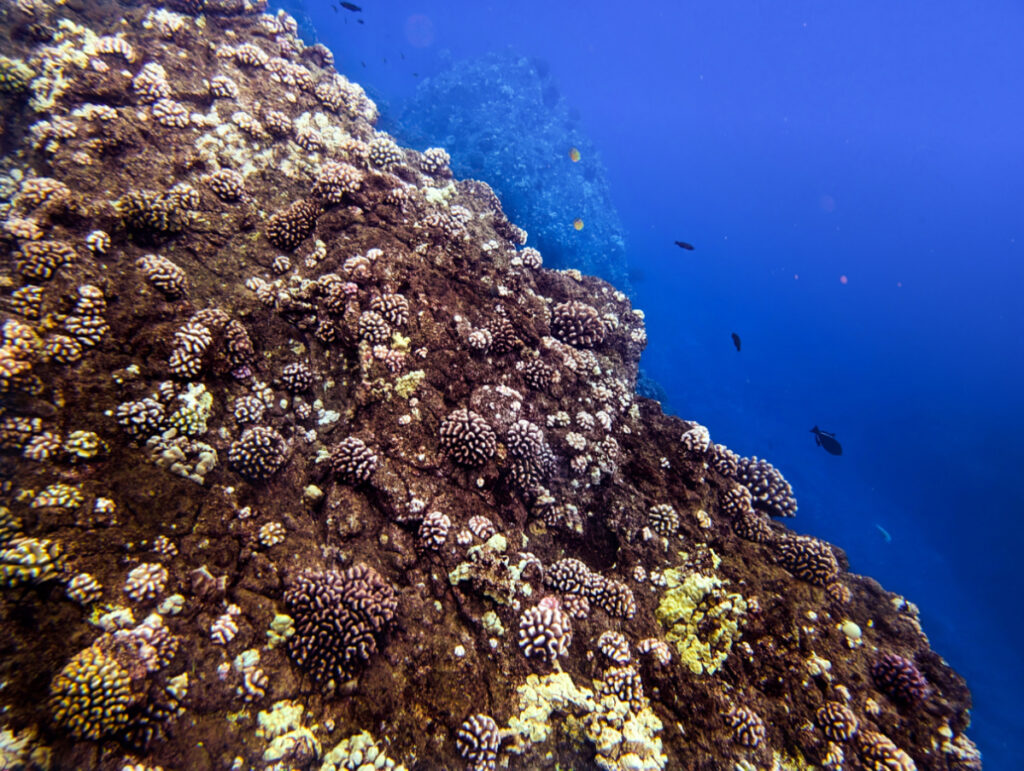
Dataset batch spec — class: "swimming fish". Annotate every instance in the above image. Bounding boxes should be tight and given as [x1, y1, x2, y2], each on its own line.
[875, 524, 892, 543]
[810, 426, 843, 456]
[674, 240, 695, 251]
[340, 1, 362, 11]
[569, 147, 581, 162]
[731, 332, 741, 352]
[573, 218, 584, 231]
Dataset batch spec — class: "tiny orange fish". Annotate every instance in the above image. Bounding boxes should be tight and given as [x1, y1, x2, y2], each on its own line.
[573, 218, 584, 230]
[568, 147, 581, 162]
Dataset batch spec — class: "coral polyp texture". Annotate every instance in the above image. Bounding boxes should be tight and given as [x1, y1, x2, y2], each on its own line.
[0, 3, 974, 768]
[284, 565, 397, 691]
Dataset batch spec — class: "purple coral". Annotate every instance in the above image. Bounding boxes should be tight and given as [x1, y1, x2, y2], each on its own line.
[522, 359, 556, 392]
[518, 596, 572, 663]
[313, 161, 364, 203]
[328, 437, 378, 485]
[134, 251, 182, 295]
[285, 564, 397, 691]
[857, 731, 917, 771]
[597, 630, 631, 664]
[816, 701, 859, 741]
[599, 664, 645, 712]
[228, 426, 288, 480]
[724, 705, 766, 748]
[418, 511, 451, 550]
[544, 558, 636, 619]
[370, 292, 410, 327]
[280, 362, 315, 393]
[206, 168, 245, 202]
[506, 419, 555, 495]
[736, 456, 797, 518]
[872, 652, 928, 706]
[775, 534, 839, 586]
[551, 300, 605, 348]
[456, 713, 500, 771]
[439, 409, 497, 467]
[265, 199, 319, 250]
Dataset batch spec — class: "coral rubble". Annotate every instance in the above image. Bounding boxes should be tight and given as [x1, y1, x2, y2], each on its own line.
[0, 2, 976, 769]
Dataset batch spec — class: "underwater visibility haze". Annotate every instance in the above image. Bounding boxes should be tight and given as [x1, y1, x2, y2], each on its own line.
[0, 0, 1020, 768]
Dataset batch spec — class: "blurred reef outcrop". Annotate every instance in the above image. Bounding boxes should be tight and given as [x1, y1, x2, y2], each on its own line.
[396, 49, 631, 290]
[0, 1, 978, 769]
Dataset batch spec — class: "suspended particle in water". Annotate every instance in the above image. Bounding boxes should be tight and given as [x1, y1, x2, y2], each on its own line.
[839, 275, 848, 284]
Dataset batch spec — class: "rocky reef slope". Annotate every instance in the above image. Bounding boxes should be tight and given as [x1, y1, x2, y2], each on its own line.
[0, 1, 978, 769]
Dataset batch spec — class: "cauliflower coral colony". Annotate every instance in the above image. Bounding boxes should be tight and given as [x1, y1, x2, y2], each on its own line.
[0, 0, 980, 769]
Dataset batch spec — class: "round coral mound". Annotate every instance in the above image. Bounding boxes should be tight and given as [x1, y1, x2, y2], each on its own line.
[285, 564, 397, 691]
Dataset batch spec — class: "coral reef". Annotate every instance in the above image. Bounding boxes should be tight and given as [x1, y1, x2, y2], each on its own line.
[0, 3, 974, 769]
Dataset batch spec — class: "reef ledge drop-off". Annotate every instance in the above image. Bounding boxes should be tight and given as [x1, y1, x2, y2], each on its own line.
[0, 1, 978, 769]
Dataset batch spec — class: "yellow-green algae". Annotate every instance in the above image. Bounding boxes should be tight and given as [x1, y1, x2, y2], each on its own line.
[507, 672, 666, 771]
[394, 369, 425, 399]
[656, 564, 747, 676]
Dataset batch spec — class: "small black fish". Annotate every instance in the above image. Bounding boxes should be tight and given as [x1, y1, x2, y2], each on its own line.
[810, 426, 843, 456]
[674, 240, 695, 251]
[361, 61, 366, 67]
[331, 3, 338, 11]
[357, 18, 364, 24]
[731, 332, 741, 352]
[340, 1, 362, 11]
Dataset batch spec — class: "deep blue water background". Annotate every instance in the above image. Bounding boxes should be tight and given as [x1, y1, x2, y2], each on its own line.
[284, 1, 1024, 764]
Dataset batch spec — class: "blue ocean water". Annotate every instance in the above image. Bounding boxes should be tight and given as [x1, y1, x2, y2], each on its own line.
[288, 1, 1024, 764]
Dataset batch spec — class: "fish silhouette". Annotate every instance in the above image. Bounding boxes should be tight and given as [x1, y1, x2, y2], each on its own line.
[674, 240, 695, 251]
[731, 332, 741, 352]
[340, 1, 362, 10]
[810, 426, 843, 455]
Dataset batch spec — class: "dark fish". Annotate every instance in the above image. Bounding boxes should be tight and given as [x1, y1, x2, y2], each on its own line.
[331, 3, 338, 11]
[340, 1, 362, 10]
[357, 18, 364, 24]
[810, 426, 843, 456]
[674, 240, 695, 251]
[731, 332, 741, 352]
